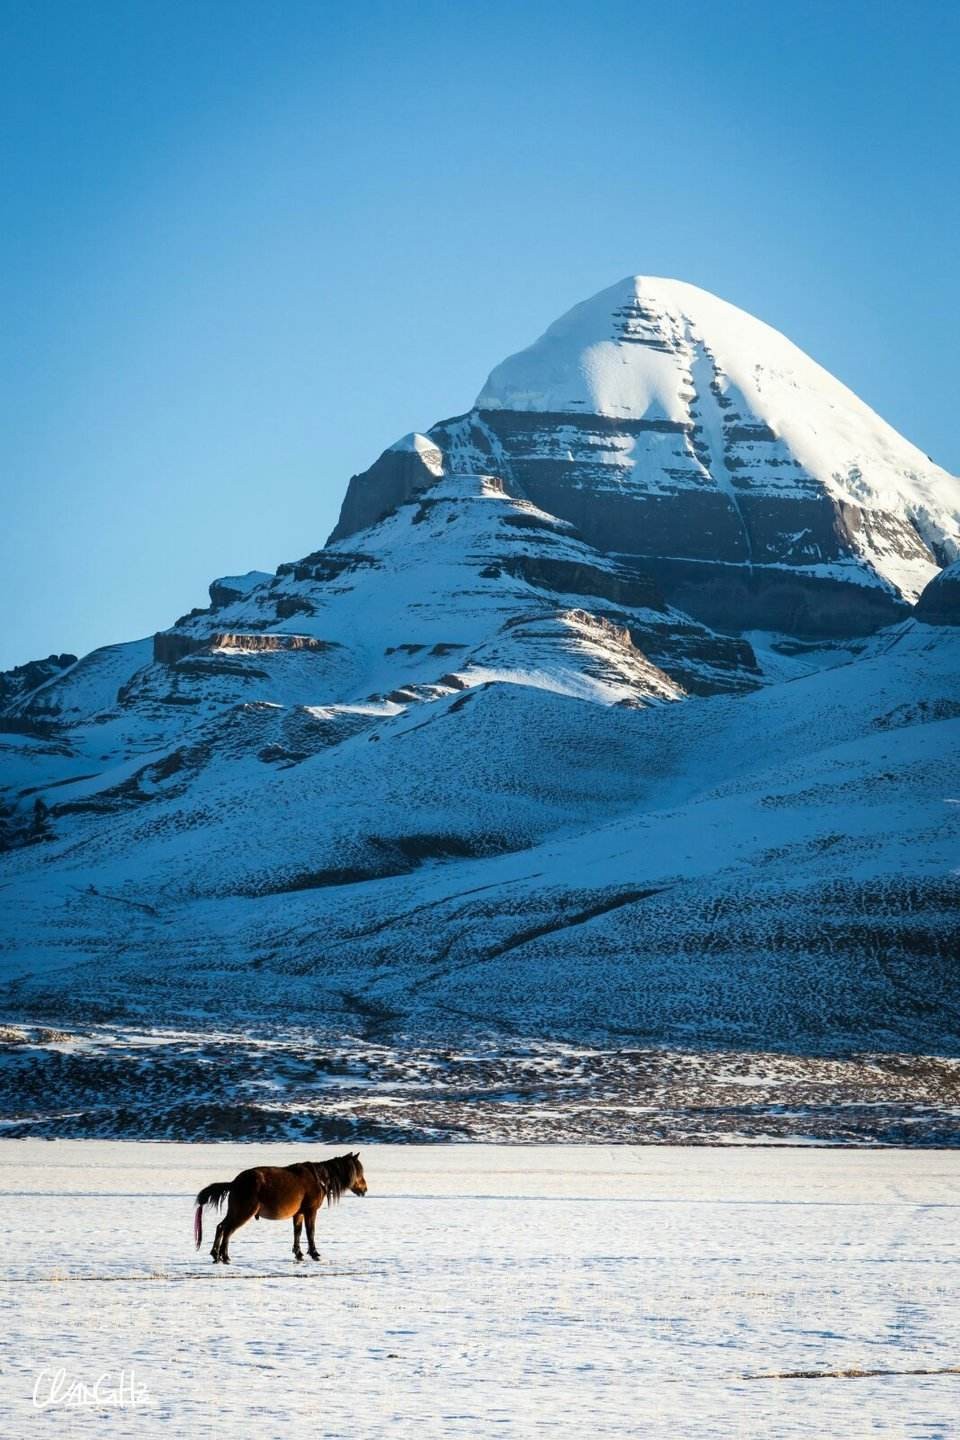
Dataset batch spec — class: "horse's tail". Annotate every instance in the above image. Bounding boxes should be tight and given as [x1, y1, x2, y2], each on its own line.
[194, 1181, 232, 1250]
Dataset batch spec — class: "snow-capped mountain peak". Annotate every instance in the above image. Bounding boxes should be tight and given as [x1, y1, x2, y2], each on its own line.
[472, 275, 960, 603]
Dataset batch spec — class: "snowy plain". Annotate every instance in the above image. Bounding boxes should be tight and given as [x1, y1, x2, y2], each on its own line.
[1, 1142, 958, 1438]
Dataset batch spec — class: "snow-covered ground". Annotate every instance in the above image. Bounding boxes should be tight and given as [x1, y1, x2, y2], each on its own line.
[2, 1142, 958, 1437]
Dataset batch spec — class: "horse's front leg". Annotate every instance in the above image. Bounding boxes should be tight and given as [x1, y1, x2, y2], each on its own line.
[304, 1204, 321, 1261]
[292, 1213, 305, 1262]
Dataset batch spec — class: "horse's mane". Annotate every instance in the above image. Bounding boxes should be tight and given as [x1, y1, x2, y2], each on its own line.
[309, 1153, 359, 1206]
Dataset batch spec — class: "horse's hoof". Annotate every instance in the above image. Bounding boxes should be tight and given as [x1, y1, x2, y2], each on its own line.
[309, 1252, 321, 1262]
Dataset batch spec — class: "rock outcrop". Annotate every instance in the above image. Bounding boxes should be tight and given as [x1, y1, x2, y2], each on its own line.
[0, 652, 76, 710]
[328, 433, 445, 543]
[915, 560, 960, 626]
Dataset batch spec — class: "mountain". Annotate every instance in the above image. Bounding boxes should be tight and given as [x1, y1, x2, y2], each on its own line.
[2, 276, 959, 1144]
[335, 277, 960, 633]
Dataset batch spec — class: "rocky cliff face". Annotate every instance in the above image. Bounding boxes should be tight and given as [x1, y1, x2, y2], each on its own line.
[333, 278, 960, 635]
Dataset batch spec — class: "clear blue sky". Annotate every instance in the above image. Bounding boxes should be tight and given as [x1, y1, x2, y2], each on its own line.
[2, 0, 958, 669]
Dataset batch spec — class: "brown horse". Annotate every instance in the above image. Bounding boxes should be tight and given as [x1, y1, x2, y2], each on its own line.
[195, 1151, 367, 1264]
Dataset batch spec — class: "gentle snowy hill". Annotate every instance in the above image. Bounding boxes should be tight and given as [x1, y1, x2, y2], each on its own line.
[1, 276, 958, 1140]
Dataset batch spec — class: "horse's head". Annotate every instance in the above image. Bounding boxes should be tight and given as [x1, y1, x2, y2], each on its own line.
[348, 1151, 367, 1196]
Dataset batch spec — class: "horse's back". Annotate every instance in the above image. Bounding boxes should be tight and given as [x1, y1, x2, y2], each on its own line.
[231, 1165, 266, 1189]
[229, 1165, 282, 1201]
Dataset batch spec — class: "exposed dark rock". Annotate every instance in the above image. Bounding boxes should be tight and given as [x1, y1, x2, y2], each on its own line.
[0, 653, 76, 712]
[915, 561, 960, 626]
[0, 795, 55, 852]
[275, 595, 315, 619]
[174, 605, 212, 626]
[208, 571, 273, 608]
[503, 553, 665, 612]
[153, 630, 337, 665]
[328, 439, 444, 543]
[204, 632, 333, 653]
[276, 550, 379, 583]
[153, 632, 206, 665]
[633, 557, 910, 636]
[625, 618, 761, 695]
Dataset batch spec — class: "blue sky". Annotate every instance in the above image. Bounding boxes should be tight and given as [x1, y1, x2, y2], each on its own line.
[2, 0, 958, 669]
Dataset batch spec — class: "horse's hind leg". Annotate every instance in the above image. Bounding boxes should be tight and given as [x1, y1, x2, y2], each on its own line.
[218, 1195, 258, 1265]
[211, 1219, 225, 1263]
[292, 1213, 304, 1262]
[304, 1204, 321, 1261]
